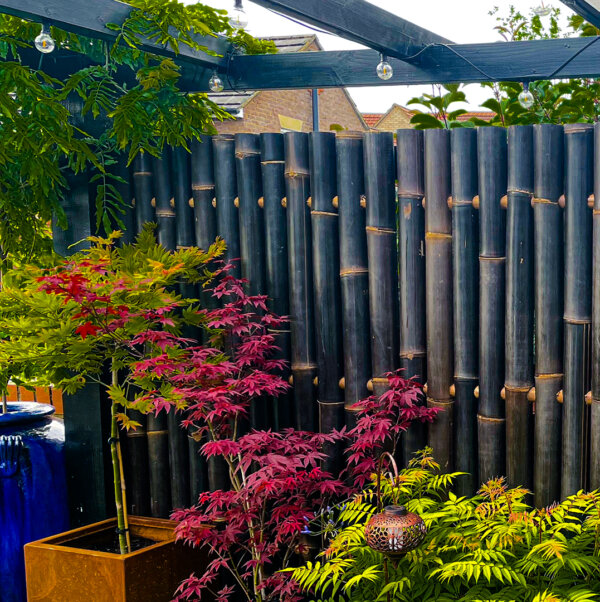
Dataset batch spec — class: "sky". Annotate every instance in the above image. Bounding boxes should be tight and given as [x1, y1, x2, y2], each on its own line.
[192, 1, 577, 113]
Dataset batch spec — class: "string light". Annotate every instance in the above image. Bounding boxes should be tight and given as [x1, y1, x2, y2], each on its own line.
[229, 0, 248, 30]
[376, 53, 393, 81]
[209, 71, 224, 93]
[34, 23, 55, 54]
[533, 2, 552, 17]
[518, 82, 535, 109]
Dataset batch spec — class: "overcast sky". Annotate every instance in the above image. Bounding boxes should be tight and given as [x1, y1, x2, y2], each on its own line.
[194, 1, 576, 112]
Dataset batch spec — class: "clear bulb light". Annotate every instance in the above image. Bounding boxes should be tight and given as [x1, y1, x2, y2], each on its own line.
[533, 3, 552, 16]
[229, 5, 248, 29]
[209, 72, 224, 93]
[35, 26, 55, 54]
[518, 88, 535, 109]
[376, 56, 393, 81]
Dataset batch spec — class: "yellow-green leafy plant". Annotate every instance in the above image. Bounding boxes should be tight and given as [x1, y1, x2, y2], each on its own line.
[287, 449, 600, 602]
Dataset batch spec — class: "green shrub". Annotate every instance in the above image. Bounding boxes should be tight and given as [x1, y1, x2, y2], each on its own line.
[287, 450, 600, 602]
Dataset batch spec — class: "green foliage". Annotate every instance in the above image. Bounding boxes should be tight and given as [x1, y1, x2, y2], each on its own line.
[287, 449, 600, 602]
[0, 0, 273, 265]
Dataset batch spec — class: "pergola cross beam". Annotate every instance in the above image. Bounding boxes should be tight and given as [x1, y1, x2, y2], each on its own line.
[250, 0, 453, 59]
[0, 0, 231, 68]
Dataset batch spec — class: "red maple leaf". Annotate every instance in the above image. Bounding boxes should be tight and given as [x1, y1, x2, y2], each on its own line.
[75, 321, 100, 339]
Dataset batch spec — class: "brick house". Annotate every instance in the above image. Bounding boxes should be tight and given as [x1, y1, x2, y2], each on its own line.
[363, 105, 495, 131]
[210, 35, 367, 134]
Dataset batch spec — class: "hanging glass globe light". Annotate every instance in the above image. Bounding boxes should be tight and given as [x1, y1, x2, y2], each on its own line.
[376, 54, 393, 81]
[518, 83, 535, 109]
[34, 24, 55, 54]
[209, 71, 224, 93]
[533, 2, 552, 17]
[229, 0, 248, 29]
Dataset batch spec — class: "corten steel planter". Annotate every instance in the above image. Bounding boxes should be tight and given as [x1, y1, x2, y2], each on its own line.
[24, 516, 208, 602]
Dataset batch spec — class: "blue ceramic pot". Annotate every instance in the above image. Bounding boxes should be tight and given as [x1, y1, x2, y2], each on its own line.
[0, 402, 69, 601]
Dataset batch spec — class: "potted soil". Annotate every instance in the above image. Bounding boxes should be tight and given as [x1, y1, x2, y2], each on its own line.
[0, 228, 223, 601]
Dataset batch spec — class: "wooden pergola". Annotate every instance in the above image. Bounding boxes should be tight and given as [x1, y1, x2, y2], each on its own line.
[4, 0, 600, 92]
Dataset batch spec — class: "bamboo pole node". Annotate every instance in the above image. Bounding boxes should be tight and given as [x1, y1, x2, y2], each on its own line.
[527, 387, 536, 402]
[367, 379, 373, 392]
[170, 197, 175, 208]
[588, 194, 595, 208]
[313, 376, 318, 386]
[558, 195, 566, 209]
[332, 196, 339, 209]
[360, 195, 367, 208]
[307, 196, 312, 208]
[472, 195, 480, 209]
[258, 197, 264, 208]
[188, 197, 194, 208]
[234, 197, 239, 208]
[446, 196, 453, 209]
[339, 377, 345, 390]
[212, 197, 217, 208]
[474, 386, 479, 398]
[151, 197, 156, 208]
[501, 387, 506, 400]
[281, 197, 287, 208]
[500, 195, 508, 209]
[585, 391, 592, 405]
[556, 390, 564, 403]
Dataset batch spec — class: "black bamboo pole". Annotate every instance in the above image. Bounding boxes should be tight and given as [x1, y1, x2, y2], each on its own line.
[423, 129, 454, 472]
[505, 126, 535, 491]
[284, 132, 317, 431]
[336, 132, 371, 428]
[168, 145, 195, 509]
[115, 154, 135, 244]
[477, 127, 507, 483]
[309, 131, 344, 472]
[260, 133, 293, 430]
[147, 150, 174, 516]
[132, 152, 155, 233]
[450, 128, 479, 495]
[213, 135, 241, 278]
[591, 123, 600, 490]
[364, 132, 398, 397]
[396, 129, 427, 463]
[562, 124, 593, 497]
[533, 124, 564, 507]
[235, 134, 268, 430]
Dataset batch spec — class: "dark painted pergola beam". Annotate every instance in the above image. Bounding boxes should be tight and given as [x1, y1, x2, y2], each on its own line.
[0, 0, 231, 68]
[561, 0, 600, 29]
[250, 0, 453, 59]
[179, 36, 600, 91]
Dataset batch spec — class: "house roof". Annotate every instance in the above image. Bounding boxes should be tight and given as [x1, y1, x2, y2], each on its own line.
[456, 111, 495, 122]
[362, 113, 384, 128]
[208, 35, 320, 114]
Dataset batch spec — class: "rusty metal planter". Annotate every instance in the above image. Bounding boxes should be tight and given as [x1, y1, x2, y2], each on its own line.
[25, 516, 207, 602]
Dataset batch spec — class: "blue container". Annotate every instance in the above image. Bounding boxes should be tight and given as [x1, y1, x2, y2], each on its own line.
[0, 402, 69, 601]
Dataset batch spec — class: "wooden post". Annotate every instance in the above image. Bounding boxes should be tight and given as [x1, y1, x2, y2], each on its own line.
[505, 126, 534, 490]
[309, 131, 344, 472]
[260, 133, 293, 430]
[363, 132, 398, 396]
[533, 124, 564, 507]
[423, 129, 453, 472]
[284, 132, 317, 431]
[450, 128, 479, 495]
[562, 124, 593, 497]
[336, 132, 371, 428]
[477, 127, 507, 483]
[396, 129, 427, 463]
